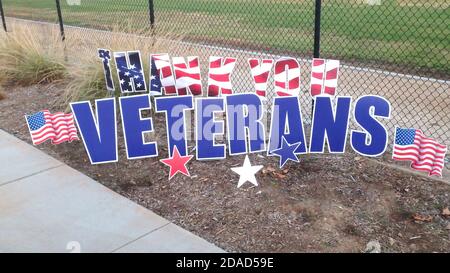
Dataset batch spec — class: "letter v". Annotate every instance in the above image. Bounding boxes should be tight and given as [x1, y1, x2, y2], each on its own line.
[71, 98, 118, 164]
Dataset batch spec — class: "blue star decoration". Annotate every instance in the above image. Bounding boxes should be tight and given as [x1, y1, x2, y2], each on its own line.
[270, 137, 301, 168]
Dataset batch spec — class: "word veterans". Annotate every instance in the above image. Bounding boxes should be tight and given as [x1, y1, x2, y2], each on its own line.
[71, 93, 391, 165]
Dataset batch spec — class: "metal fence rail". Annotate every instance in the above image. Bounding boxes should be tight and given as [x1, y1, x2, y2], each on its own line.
[0, 0, 449, 148]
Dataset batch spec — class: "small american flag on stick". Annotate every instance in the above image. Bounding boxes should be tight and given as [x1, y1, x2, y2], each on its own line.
[25, 110, 79, 145]
[393, 127, 447, 177]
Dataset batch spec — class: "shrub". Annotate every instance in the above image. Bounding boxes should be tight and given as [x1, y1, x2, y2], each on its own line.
[0, 23, 67, 86]
[62, 27, 184, 108]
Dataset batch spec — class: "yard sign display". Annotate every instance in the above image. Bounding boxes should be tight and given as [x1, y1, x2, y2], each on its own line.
[25, 50, 448, 186]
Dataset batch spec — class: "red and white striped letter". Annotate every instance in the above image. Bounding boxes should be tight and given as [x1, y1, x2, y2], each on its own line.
[207, 56, 236, 97]
[150, 53, 177, 95]
[172, 56, 202, 96]
[310, 58, 340, 98]
[248, 58, 273, 97]
[274, 57, 300, 97]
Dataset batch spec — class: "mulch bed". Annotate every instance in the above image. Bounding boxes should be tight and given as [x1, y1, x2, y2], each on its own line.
[1, 83, 449, 252]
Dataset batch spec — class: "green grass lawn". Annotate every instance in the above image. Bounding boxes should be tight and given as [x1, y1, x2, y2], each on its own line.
[2, 0, 449, 75]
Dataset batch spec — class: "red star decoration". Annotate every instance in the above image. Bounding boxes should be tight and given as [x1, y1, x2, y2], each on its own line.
[160, 146, 194, 180]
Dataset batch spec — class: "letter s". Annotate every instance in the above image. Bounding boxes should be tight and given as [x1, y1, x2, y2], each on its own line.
[351, 95, 391, 157]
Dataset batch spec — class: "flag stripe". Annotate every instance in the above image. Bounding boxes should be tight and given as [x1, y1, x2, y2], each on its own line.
[274, 58, 300, 97]
[208, 56, 236, 96]
[248, 58, 273, 97]
[310, 58, 340, 97]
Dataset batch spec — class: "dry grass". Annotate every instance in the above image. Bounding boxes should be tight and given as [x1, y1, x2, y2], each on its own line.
[0, 23, 67, 86]
[61, 26, 185, 109]
[0, 22, 185, 110]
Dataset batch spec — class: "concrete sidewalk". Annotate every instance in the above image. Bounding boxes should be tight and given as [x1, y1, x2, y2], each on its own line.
[0, 129, 224, 253]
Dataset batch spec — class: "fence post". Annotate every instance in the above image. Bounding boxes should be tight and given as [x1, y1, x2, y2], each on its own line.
[0, 0, 7, 32]
[313, 0, 322, 59]
[148, 0, 155, 30]
[55, 0, 65, 41]
[311, 0, 322, 116]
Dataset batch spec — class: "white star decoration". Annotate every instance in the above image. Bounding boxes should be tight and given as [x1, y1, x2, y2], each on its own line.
[231, 155, 263, 188]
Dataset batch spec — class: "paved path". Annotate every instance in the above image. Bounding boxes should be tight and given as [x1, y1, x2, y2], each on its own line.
[0, 129, 224, 253]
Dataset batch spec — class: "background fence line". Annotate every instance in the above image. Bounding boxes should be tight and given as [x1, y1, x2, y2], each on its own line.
[0, 0, 448, 152]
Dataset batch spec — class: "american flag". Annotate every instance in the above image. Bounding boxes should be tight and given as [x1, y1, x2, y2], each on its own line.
[207, 56, 236, 96]
[248, 58, 273, 97]
[25, 110, 79, 145]
[274, 57, 300, 97]
[173, 56, 202, 96]
[310, 58, 340, 97]
[393, 128, 447, 177]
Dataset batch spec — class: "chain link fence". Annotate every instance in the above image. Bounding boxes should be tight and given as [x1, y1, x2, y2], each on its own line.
[0, 0, 449, 150]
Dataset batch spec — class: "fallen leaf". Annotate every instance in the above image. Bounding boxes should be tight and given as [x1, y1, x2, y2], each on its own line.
[262, 166, 276, 174]
[274, 173, 286, 179]
[412, 213, 433, 222]
[442, 207, 450, 217]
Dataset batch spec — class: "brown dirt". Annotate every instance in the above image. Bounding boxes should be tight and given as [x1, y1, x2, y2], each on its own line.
[1, 83, 449, 253]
